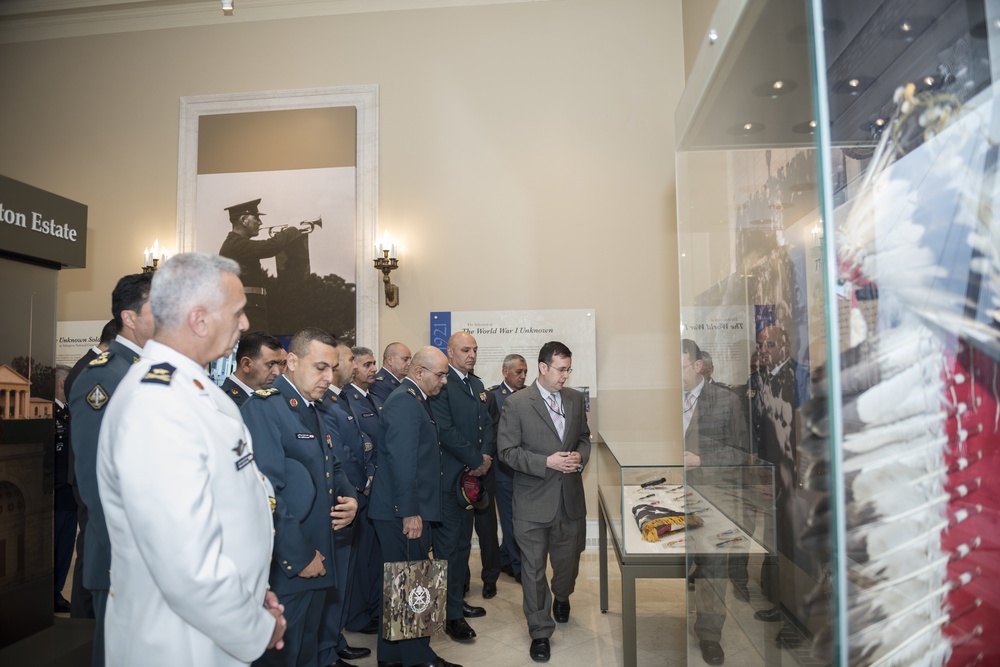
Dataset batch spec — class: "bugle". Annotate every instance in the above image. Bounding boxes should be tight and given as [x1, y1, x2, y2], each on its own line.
[265, 217, 323, 237]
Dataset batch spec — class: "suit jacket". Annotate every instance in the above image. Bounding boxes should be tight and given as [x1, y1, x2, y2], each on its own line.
[497, 382, 591, 523]
[241, 374, 355, 596]
[369, 379, 442, 522]
[429, 368, 493, 504]
[96, 340, 275, 667]
[220, 376, 250, 406]
[684, 380, 750, 467]
[370, 369, 401, 404]
[69, 337, 141, 591]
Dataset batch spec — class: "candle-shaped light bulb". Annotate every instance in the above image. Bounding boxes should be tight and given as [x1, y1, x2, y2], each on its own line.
[144, 247, 150, 267]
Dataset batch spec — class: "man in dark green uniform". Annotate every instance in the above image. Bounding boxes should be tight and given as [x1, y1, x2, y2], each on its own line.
[69, 272, 154, 667]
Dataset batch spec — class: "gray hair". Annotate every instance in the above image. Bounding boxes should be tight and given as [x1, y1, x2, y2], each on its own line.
[502, 353, 526, 370]
[352, 346, 374, 358]
[151, 253, 240, 333]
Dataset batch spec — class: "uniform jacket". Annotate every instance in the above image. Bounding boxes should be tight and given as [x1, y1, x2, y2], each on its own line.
[220, 376, 250, 406]
[368, 379, 442, 522]
[218, 228, 299, 288]
[429, 367, 493, 505]
[345, 384, 381, 473]
[497, 382, 591, 523]
[54, 400, 77, 512]
[317, 388, 373, 497]
[96, 340, 276, 667]
[69, 337, 140, 590]
[486, 383, 516, 478]
[369, 369, 401, 404]
[241, 374, 356, 596]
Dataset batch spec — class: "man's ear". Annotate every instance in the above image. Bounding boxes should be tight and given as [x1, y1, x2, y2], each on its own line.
[188, 306, 208, 337]
[239, 356, 254, 373]
[285, 352, 299, 373]
[120, 309, 136, 332]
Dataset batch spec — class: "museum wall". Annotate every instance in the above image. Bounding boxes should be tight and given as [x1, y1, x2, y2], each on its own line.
[0, 0, 686, 511]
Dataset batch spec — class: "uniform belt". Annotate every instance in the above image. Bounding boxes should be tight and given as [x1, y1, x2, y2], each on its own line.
[244, 286, 267, 296]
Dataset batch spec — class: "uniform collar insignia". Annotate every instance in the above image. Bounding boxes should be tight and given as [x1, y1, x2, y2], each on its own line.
[289, 398, 299, 407]
[193, 379, 204, 390]
[231, 388, 240, 395]
[233, 439, 248, 457]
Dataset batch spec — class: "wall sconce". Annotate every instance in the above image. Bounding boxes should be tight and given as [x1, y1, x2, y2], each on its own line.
[373, 234, 399, 307]
[142, 239, 167, 274]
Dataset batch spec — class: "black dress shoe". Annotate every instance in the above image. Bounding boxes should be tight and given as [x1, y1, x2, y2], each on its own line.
[445, 618, 477, 641]
[338, 646, 372, 660]
[754, 607, 781, 622]
[552, 599, 570, 623]
[462, 601, 485, 618]
[332, 660, 358, 667]
[500, 563, 516, 578]
[699, 640, 725, 665]
[54, 596, 72, 613]
[529, 638, 550, 662]
[359, 618, 380, 634]
[482, 582, 497, 599]
[731, 581, 749, 602]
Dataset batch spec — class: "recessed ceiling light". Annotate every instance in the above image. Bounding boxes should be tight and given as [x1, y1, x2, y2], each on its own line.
[752, 79, 799, 98]
[727, 122, 765, 136]
[881, 16, 933, 41]
[792, 120, 817, 134]
[833, 76, 874, 95]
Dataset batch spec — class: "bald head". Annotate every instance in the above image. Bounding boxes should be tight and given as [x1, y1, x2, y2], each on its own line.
[410, 346, 449, 397]
[447, 331, 477, 374]
[382, 342, 412, 379]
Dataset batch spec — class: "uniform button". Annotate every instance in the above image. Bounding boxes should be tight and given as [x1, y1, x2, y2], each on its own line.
[326, 456, 329, 461]
[287, 566, 292, 570]
[326, 472, 330, 478]
[272, 529, 276, 536]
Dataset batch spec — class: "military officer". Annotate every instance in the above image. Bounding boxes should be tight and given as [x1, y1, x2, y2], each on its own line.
[485, 353, 529, 582]
[69, 272, 154, 667]
[429, 332, 492, 641]
[370, 342, 411, 403]
[241, 328, 358, 667]
[221, 331, 286, 405]
[53, 366, 76, 613]
[342, 346, 383, 636]
[368, 346, 461, 667]
[316, 343, 373, 667]
[218, 198, 303, 333]
[96, 253, 285, 667]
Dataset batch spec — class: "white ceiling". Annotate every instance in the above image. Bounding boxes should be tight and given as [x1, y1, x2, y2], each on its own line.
[0, 0, 544, 43]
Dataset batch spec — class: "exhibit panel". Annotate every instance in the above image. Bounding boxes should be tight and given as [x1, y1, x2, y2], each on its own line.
[675, 1, 999, 666]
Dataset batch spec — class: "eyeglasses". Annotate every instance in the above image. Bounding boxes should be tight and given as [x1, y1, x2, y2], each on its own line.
[419, 365, 449, 380]
[544, 364, 573, 375]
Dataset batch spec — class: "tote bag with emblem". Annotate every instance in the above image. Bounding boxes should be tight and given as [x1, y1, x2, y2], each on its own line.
[382, 548, 448, 641]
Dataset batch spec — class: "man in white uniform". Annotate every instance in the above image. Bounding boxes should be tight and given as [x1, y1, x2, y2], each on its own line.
[97, 252, 286, 667]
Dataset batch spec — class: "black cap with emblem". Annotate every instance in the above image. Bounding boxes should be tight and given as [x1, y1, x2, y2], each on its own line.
[458, 469, 489, 510]
[224, 198, 264, 223]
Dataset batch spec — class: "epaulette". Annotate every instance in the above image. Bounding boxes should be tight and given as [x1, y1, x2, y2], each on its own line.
[375, 375, 385, 382]
[407, 387, 417, 396]
[487, 384, 499, 392]
[255, 387, 279, 398]
[88, 350, 112, 367]
[141, 362, 176, 385]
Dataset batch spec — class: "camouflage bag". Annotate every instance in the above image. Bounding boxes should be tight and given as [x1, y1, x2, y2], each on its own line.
[382, 556, 448, 641]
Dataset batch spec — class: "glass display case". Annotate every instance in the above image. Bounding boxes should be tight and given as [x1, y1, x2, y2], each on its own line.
[595, 435, 774, 666]
[676, 2, 999, 666]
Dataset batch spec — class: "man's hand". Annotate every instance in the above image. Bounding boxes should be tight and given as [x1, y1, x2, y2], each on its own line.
[546, 451, 581, 473]
[684, 450, 702, 468]
[470, 454, 492, 477]
[264, 591, 286, 650]
[331, 496, 358, 530]
[402, 515, 423, 539]
[298, 550, 326, 578]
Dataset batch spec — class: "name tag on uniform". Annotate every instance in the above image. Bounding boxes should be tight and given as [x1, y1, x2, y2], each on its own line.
[296, 433, 316, 440]
[361, 411, 376, 418]
[236, 453, 254, 470]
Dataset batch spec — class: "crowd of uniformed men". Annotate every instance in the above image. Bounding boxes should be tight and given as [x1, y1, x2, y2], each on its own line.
[61, 253, 591, 667]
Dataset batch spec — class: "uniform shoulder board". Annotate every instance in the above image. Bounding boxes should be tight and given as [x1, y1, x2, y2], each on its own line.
[487, 384, 499, 392]
[141, 362, 176, 385]
[375, 375, 385, 382]
[406, 387, 417, 396]
[88, 350, 113, 366]
[255, 387, 279, 398]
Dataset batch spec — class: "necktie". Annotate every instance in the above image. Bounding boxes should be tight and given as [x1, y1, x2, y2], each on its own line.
[463, 376, 473, 396]
[682, 391, 697, 435]
[546, 393, 565, 440]
[366, 393, 378, 411]
[304, 403, 321, 437]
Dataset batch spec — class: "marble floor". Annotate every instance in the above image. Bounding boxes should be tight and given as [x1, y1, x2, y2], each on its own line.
[34, 548, 807, 667]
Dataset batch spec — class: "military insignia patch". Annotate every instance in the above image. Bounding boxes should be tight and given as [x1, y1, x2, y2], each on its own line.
[193, 379, 204, 390]
[289, 398, 299, 407]
[235, 452, 254, 470]
[86, 384, 109, 410]
[501, 388, 509, 395]
[407, 387, 417, 396]
[329, 395, 338, 402]
[364, 441, 373, 452]
[233, 439, 248, 457]
[89, 351, 111, 367]
[326, 434, 333, 448]
[231, 388, 240, 396]
[255, 388, 278, 398]
[141, 362, 176, 385]
[479, 392, 487, 403]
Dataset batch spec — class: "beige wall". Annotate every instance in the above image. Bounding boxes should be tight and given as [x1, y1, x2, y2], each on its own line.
[0, 0, 687, 507]
[681, 0, 719, 79]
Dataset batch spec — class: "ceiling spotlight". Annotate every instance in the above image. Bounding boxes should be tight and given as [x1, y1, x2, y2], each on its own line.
[792, 120, 817, 134]
[881, 16, 933, 41]
[727, 122, 765, 136]
[833, 76, 874, 95]
[752, 79, 799, 98]
[874, 118, 885, 127]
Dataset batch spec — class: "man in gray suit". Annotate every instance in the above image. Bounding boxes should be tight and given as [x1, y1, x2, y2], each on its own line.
[497, 341, 590, 662]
